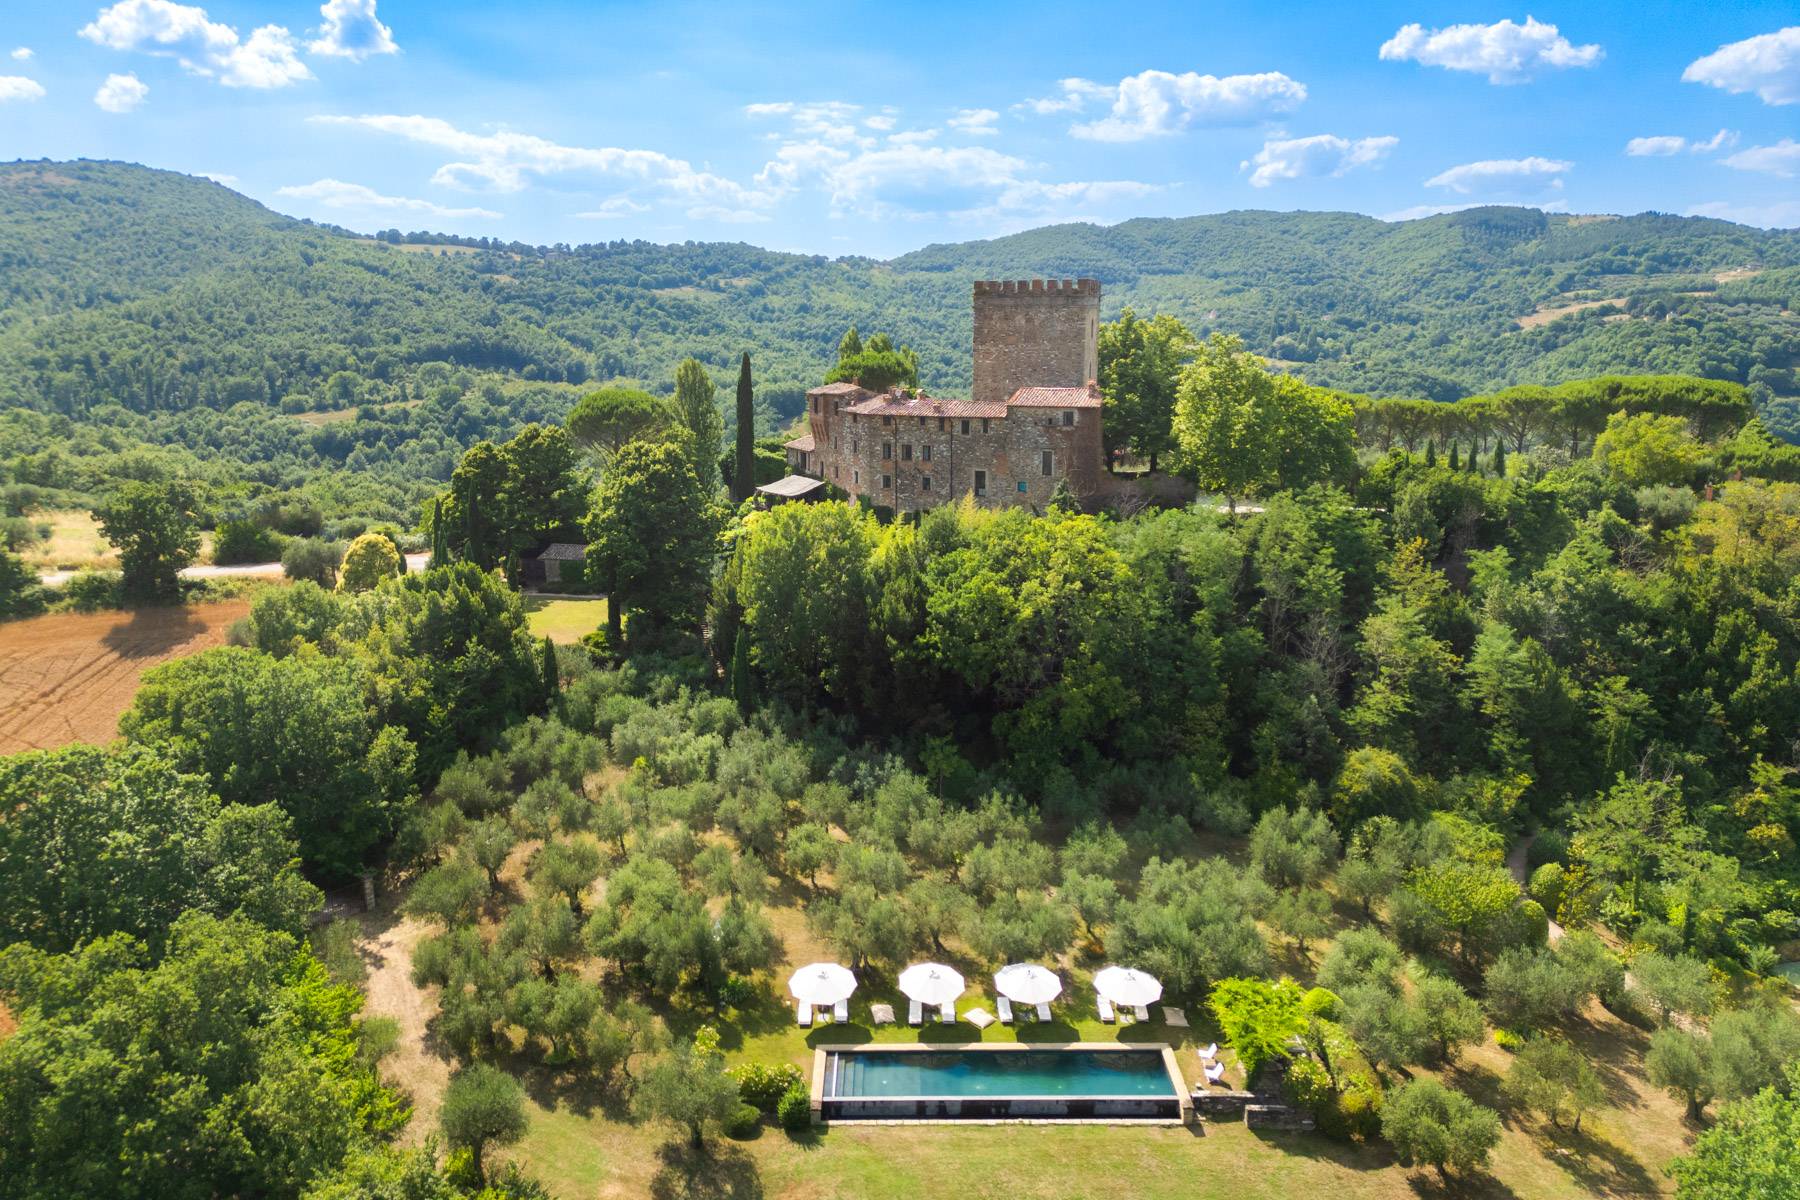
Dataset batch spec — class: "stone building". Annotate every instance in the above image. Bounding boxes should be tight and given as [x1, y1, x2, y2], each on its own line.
[786, 278, 1106, 512]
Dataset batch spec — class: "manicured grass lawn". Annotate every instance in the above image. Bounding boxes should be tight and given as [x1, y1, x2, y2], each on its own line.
[525, 596, 608, 644]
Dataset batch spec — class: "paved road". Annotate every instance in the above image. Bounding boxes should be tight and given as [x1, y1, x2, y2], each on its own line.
[40, 551, 431, 587]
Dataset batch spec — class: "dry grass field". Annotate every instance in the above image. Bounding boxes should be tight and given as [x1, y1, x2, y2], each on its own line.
[0, 600, 250, 754]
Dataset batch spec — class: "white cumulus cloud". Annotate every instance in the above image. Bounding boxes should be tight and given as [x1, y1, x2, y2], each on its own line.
[276, 178, 500, 219]
[1380, 16, 1601, 83]
[1687, 199, 1800, 228]
[80, 0, 312, 88]
[1625, 129, 1737, 156]
[0, 76, 46, 102]
[1242, 133, 1398, 187]
[744, 100, 870, 146]
[1683, 27, 1800, 105]
[947, 108, 1000, 135]
[10, 47, 32, 61]
[312, 113, 772, 214]
[573, 196, 651, 219]
[1070, 70, 1306, 141]
[1724, 138, 1800, 177]
[1015, 77, 1115, 115]
[1425, 155, 1571, 193]
[95, 72, 148, 112]
[310, 0, 398, 60]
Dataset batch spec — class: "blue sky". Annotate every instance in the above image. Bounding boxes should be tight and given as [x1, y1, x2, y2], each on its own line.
[2, 1, 1796, 255]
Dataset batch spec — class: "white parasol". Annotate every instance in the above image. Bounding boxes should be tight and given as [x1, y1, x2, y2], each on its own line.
[1093, 966, 1164, 1007]
[788, 962, 857, 1006]
[897, 963, 966, 1008]
[993, 963, 1063, 1006]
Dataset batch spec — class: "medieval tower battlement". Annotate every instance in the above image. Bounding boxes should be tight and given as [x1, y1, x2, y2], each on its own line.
[788, 277, 1106, 513]
[971, 278, 1101, 406]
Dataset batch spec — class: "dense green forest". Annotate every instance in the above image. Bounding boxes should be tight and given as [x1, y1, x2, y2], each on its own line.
[2, 160, 1797, 533]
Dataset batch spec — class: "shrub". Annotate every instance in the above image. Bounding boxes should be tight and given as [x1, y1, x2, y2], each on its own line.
[777, 1082, 812, 1131]
[723, 1101, 762, 1139]
[1526, 830, 1569, 870]
[1494, 1028, 1525, 1052]
[282, 537, 344, 587]
[61, 569, 122, 612]
[731, 1062, 805, 1112]
[212, 519, 283, 565]
[1303, 986, 1344, 1021]
[1528, 862, 1566, 913]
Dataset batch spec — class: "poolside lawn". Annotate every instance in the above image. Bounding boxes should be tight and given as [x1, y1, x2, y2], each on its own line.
[525, 596, 608, 644]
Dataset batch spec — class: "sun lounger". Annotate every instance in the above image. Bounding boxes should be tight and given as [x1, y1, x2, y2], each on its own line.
[908, 999, 923, 1026]
[939, 1002, 955, 1024]
[1162, 1006, 1188, 1028]
[1133, 1005, 1151, 1022]
[1197, 1043, 1218, 1061]
[834, 999, 849, 1023]
[1096, 995, 1116, 1023]
[997, 996, 1014, 1024]
[1036, 1002, 1052, 1023]
[797, 1003, 812, 1027]
[1204, 1062, 1226, 1084]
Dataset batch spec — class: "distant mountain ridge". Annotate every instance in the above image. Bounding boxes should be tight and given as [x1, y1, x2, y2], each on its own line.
[1, 160, 1795, 427]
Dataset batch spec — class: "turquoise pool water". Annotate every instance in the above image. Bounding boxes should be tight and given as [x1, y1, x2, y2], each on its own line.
[826, 1049, 1175, 1098]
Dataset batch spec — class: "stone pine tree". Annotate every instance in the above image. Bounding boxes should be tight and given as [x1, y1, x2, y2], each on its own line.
[734, 353, 755, 504]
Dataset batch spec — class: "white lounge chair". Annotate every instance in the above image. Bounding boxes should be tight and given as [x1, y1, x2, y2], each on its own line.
[1096, 995, 1116, 1023]
[797, 1003, 812, 1027]
[1197, 1043, 1218, 1061]
[1204, 1062, 1226, 1084]
[1133, 1005, 1151, 1023]
[997, 996, 1014, 1024]
[1036, 1002, 1052, 1023]
[939, 1002, 955, 1024]
[834, 999, 849, 1023]
[908, 999, 923, 1026]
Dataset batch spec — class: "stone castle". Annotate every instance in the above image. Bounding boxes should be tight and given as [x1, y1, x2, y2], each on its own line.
[785, 279, 1106, 512]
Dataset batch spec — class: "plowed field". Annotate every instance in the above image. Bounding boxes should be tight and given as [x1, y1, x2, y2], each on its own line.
[0, 601, 249, 755]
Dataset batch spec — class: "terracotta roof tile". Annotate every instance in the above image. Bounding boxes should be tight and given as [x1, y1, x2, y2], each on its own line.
[784, 433, 816, 452]
[844, 394, 1008, 419]
[1007, 384, 1103, 408]
[808, 382, 872, 396]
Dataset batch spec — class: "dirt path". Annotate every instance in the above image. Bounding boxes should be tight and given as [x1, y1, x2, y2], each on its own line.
[1508, 835, 1565, 944]
[39, 552, 429, 587]
[357, 913, 450, 1142]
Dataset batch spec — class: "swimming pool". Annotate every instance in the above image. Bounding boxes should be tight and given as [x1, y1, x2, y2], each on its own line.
[811, 1044, 1188, 1122]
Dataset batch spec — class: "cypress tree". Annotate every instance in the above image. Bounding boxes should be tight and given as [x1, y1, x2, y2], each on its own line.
[1448, 441, 1460, 471]
[430, 497, 448, 568]
[730, 627, 755, 716]
[734, 352, 755, 504]
[1425, 441, 1437, 468]
[1492, 440, 1507, 476]
[1466, 442, 1479, 473]
[541, 636, 560, 709]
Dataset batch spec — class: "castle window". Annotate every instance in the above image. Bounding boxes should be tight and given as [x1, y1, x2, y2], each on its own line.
[921, 475, 933, 492]
[938, 418, 946, 431]
[852, 438, 858, 454]
[921, 444, 931, 463]
[981, 418, 991, 433]
[853, 470, 860, 486]
[1062, 410, 1074, 427]
[901, 443, 913, 461]
[812, 397, 820, 413]
[960, 419, 970, 435]
[1017, 480, 1028, 493]
[974, 470, 987, 497]
[882, 474, 893, 490]
[882, 442, 892, 461]
[1041, 450, 1053, 476]
[919, 416, 927, 427]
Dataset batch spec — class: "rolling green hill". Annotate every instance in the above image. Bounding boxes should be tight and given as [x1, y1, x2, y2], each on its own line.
[3, 160, 1797, 419]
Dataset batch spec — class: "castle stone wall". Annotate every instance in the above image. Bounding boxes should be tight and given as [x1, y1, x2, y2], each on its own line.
[971, 278, 1101, 406]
